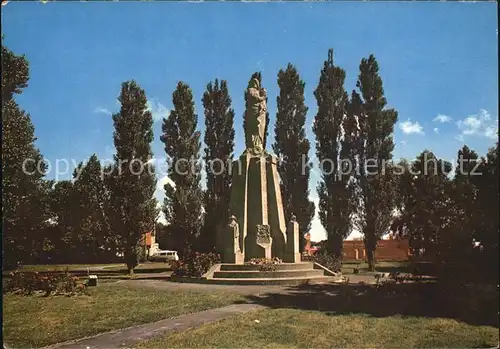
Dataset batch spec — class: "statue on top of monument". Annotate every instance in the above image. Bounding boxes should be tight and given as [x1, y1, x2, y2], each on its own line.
[244, 74, 267, 155]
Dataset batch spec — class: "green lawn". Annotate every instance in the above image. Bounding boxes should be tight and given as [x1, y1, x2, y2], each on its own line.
[2, 282, 244, 348]
[103, 262, 173, 272]
[8, 262, 172, 276]
[15, 263, 123, 272]
[341, 260, 410, 274]
[17, 261, 404, 275]
[138, 308, 499, 349]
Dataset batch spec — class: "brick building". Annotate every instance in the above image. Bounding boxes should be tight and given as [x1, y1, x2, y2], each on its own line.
[305, 236, 410, 261]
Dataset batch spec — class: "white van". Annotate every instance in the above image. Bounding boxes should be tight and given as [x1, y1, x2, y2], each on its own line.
[149, 250, 179, 262]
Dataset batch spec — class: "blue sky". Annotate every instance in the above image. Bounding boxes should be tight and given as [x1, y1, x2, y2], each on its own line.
[2, 1, 498, 241]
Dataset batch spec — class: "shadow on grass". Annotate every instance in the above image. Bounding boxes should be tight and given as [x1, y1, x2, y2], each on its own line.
[372, 265, 412, 274]
[244, 281, 499, 328]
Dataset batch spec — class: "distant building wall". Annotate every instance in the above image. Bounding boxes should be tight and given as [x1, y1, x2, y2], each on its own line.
[343, 238, 409, 261]
[305, 237, 409, 261]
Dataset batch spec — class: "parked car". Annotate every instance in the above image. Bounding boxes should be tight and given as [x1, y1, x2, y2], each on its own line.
[149, 250, 179, 262]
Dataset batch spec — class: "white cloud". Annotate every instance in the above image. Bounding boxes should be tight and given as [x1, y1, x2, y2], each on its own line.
[400, 140, 407, 145]
[433, 127, 439, 134]
[156, 201, 168, 225]
[154, 175, 175, 203]
[346, 228, 363, 240]
[433, 114, 452, 123]
[484, 126, 498, 139]
[157, 175, 175, 191]
[399, 119, 424, 135]
[456, 109, 498, 140]
[307, 195, 362, 242]
[94, 107, 112, 116]
[147, 98, 169, 123]
[308, 197, 326, 242]
[200, 168, 208, 191]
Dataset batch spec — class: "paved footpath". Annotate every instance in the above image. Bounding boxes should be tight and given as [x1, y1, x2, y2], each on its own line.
[43, 303, 265, 349]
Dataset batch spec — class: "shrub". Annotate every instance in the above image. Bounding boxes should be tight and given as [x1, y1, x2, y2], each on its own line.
[171, 252, 220, 278]
[4, 270, 87, 296]
[311, 252, 342, 272]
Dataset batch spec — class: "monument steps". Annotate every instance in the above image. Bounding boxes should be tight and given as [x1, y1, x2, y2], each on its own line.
[203, 275, 335, 286]
[213, 269, 324, 279]
[219, 262, 314, 271]
[201, 262, 341, 285]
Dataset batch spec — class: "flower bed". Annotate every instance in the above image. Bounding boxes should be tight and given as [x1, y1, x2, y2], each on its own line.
[245, 257, 283, 272]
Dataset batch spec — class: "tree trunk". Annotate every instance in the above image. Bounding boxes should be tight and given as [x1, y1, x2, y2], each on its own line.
[366, 248, 375, 271]
[364, 229, 377, 271]
[328, 234, 344, 260]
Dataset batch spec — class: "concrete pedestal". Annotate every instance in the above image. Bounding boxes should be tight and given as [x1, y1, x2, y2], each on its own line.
[285, 216, 301, 263]
[229, 151, 287, 261]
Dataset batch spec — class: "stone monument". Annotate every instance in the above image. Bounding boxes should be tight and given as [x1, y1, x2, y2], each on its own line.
[216, 75, 299, 263]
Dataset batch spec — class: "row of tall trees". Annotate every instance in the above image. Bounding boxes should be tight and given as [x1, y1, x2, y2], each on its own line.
[161, 70, 315, 256]
[312, 49, 498, 273]
[3, 41, 498, 277]
[2, 43, 159, 272]
[1, 41, 315, 267]
[312, 49, 399, 270]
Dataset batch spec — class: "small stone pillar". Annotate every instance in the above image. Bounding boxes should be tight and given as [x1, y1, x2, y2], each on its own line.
[285, 214, 301, 263]
[256, 224, 272, 259]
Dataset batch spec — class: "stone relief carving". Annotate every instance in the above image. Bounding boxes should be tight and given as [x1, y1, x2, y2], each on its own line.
[256, 224, 271, 244]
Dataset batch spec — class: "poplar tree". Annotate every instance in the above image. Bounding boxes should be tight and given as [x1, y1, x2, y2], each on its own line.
[161, 82, 203, 256]
[48, 180, 77, 263]
[107, 81, 158, 274]
[313, 49, 356, 258]
[72, 154, 112, 261]
[354, 54, 398, 270]
[273, 63, 314, 251]
[201, 79, 235, 252]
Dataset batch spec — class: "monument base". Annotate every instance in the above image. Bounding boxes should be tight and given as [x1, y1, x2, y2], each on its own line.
[198, 262, 341, 285]
[230, 151, 287, 261]
[285, 252, 301, 264]
[234, 252, 244, 265]
[256, 241, 272, 260]
[222, 250, 244, 265]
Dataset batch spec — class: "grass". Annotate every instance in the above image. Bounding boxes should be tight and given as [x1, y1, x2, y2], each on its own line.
[103, 262, 173, 272]
[138, 308, 499, 349]
[15, 263, 123, 272]
[2, 282, 245, 348]
[17, 261, 404, 275]
[341, 260, 410, 274]
[5, 262, 172, 277]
